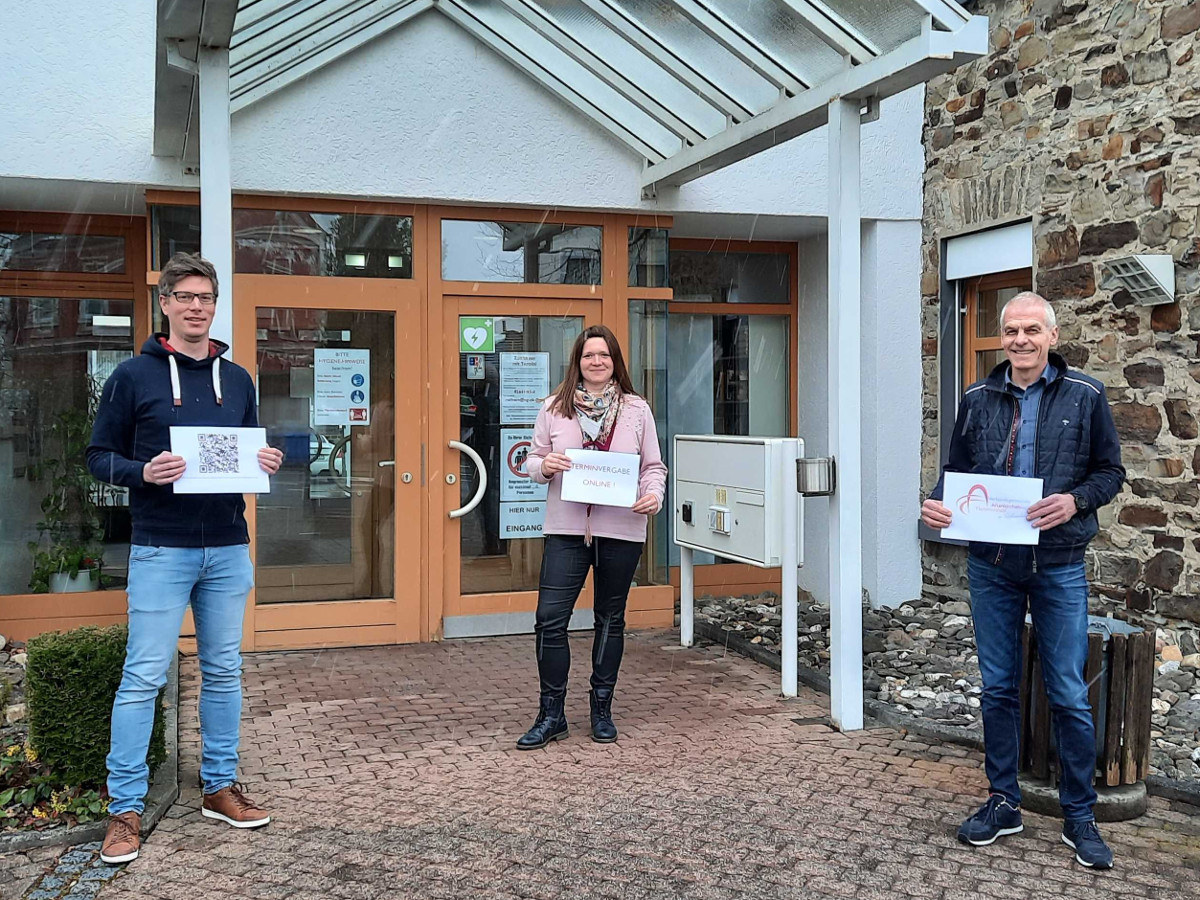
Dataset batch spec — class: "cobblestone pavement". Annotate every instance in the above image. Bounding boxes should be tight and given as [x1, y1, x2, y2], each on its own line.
[7, 631, 1200, 899]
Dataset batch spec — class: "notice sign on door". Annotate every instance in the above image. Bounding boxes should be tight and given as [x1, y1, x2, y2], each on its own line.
[501, 428, 548, 502]
[500, 502, 545, 539]
[314, 349, 370, 425]
[500, 352, 550, 424]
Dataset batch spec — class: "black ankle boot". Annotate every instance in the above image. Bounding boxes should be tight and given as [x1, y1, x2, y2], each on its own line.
[589, 688, 617, 743]
[516, 694, 568, 749]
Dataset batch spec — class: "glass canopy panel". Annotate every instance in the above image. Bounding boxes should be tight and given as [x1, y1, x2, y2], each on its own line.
[459, 0, 680, 156]
[534, 0, 728, 138]
[705, 0, 849, 84]
[823, 0, 927, 54]
[608, 0, 782, 115]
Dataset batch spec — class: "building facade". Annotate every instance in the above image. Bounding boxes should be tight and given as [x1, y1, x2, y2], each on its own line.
[1, 1, 984, 650]
[920, 0, 1200, 630]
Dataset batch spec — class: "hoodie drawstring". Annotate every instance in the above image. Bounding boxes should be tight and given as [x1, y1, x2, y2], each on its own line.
[167, 354, 222, 406]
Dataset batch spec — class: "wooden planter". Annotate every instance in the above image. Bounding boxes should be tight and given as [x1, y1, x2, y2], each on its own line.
[1018, 623, 1155, 787]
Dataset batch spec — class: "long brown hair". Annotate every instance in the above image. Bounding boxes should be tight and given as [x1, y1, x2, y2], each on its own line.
[548, 324, 638, 418]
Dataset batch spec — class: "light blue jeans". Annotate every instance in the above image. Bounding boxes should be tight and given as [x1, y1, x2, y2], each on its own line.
[107, 544, 253, 814]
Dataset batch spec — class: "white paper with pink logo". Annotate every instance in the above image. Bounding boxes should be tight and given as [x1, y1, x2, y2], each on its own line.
[939, 472, 1043, 545]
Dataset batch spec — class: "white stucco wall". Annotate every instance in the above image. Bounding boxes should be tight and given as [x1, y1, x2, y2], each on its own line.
[796, 223, 923, 610]
[0, 5, 923, 222]
[0, 0, 180, 188]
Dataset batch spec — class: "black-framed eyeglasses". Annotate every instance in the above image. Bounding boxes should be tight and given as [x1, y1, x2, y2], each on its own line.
[167, 290, 217, 306]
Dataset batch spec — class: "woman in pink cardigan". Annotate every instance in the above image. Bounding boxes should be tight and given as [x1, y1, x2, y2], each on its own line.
[517, 325, 667, 749]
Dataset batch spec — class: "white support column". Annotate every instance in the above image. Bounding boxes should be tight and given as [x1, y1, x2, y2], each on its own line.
[780, 438, 800, 698]
[680, 545, 694, 647]
[827, 97, 864, 732]
[198, 47, 234, 349]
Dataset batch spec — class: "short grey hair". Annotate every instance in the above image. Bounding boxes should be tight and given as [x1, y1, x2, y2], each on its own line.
[1000, 291, 1056, 329]
[158, 252, 219, 300]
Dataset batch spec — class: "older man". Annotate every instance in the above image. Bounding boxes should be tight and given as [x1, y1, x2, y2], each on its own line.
[921, 291, 1124, 869]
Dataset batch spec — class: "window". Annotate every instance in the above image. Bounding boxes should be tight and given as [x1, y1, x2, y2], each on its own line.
[150, 205, 415, 278]
[961, 270, 1032, 387]
[669, 249, 789, 303]
[628, 228, 669, 287]
[441, 220, 602, 284]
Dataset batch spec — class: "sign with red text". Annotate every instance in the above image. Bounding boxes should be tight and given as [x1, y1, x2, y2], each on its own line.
[559, 449, 639, 508]
[940, 472, 1042, 545]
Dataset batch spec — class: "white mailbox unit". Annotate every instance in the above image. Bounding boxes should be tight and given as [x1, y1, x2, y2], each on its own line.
[673, 435, 804, 696]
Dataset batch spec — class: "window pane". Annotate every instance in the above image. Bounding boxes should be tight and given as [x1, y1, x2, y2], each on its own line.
[151, 205, 201, 269]
[977, 286, 1024, 338]
[977, 349, 1006, 377]
[458, 315, 585, 594]
[629, 228, 670, 288]
[0, 297, 136, 595]
[255, 308, 396, 601]
[0, 231, 125, 274]
[442, 220, 602, 284]
[236, 211, 413, 278]
[670, 250, 789, 303]
[628, 301, 669, 586]
[666, 312, 790, 567]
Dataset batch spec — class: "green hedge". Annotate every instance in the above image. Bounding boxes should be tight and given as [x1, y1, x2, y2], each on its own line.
[25, 625, 166, 789]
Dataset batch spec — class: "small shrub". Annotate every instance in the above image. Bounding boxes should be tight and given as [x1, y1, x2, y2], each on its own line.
[25, 625, 166, 789]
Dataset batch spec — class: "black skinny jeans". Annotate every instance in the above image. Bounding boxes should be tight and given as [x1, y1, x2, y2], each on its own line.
[534, 534, 643, 699]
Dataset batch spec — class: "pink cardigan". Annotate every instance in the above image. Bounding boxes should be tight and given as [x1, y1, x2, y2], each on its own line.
[525, 393, 668, 543]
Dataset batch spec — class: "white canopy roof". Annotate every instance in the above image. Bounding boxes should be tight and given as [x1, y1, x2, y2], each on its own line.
[156, 0, 985, 192]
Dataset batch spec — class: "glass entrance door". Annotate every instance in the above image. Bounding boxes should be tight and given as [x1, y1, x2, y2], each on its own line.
[237, 276, 422, 648]
[443, 298, 599, 635]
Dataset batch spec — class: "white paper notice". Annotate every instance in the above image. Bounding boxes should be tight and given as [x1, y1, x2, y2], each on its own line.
[500, 502, 545, 539]
[500, 352, 549, 424]
[169, 426, 271, 494]
[500, 428, 548, 502]
[559, 449, 639, 509]
[940, 472, 1043, 545]
[314, 349, 370, 426]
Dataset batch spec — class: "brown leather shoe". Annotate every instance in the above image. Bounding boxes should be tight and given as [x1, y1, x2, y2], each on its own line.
[201, 783, 271, 828]
[100, 811, 141, 864]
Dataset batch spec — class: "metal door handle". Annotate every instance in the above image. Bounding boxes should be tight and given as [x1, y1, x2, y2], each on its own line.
[447, 440, 487, 519]
[378, 460, 395, 467]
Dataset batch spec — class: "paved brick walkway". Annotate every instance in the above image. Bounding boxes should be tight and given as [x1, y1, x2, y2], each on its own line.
[8, 632, 1200, 899]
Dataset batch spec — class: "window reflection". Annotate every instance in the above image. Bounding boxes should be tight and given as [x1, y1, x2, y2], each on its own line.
[0, 232, 126, 274]
[442, 220, 602, 284]
[670, 249, 789, 303]
[150, 206, 414, 278]
[0, 297, 135, 595]
[628, 228, 669, 287]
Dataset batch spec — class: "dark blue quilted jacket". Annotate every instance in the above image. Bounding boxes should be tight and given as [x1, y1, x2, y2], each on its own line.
[931, 352, 1125, 569]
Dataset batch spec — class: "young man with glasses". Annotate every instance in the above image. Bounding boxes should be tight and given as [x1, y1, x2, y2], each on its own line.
[87, 253, 284, 864]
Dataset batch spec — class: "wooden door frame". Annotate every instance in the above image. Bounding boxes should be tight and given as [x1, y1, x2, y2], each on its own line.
[233, 273, 425, 651]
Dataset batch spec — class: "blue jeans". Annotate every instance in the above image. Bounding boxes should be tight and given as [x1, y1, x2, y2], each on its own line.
[967, 554, 1098, 822]
[107, 544, 253, 814]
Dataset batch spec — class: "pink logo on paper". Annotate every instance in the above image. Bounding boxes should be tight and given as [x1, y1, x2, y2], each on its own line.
[957, 484, 990, 514]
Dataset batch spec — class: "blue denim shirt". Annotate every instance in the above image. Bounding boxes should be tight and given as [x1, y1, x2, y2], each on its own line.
[1004, 362, 1056, 477]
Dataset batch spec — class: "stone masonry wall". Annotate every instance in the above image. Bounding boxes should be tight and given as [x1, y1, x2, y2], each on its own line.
[920, 1, 1200, 629]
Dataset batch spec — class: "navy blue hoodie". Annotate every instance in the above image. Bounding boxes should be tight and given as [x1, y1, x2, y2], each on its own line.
[87, 335, 258, 547]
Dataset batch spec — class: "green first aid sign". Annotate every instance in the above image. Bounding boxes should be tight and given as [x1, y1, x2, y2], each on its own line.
[460, 317, 495, 353]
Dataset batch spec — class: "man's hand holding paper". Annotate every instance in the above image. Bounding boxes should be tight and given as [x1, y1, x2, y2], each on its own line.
[935, 472, 1044, 545]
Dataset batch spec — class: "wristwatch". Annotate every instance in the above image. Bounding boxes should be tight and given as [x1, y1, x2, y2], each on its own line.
[1070, 491, 1089, 514]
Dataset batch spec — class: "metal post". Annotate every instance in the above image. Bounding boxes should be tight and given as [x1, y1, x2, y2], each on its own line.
[781, 438, 799, 697]
[198, 47, 234, 349]
[827, 96, 864, 731]
[680, 544, 694, 647]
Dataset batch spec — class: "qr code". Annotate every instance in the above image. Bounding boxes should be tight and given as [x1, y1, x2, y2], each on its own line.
[198, 433, 239, 474]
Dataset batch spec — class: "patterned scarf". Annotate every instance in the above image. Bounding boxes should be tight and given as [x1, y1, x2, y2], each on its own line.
[574, 381, 621, 450]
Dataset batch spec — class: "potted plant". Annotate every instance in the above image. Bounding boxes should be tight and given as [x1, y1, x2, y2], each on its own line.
[27, 404, 106, 594]
[28, 544, 104, 593]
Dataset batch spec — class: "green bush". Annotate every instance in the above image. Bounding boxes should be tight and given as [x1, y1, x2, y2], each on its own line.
[25, 625, 166, 789]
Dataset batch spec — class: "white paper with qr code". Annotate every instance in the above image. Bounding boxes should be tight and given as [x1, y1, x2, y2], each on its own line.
[169, 427, 271, 494]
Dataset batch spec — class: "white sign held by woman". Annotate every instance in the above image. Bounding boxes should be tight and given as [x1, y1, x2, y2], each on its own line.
[559, 449, 639, 508]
